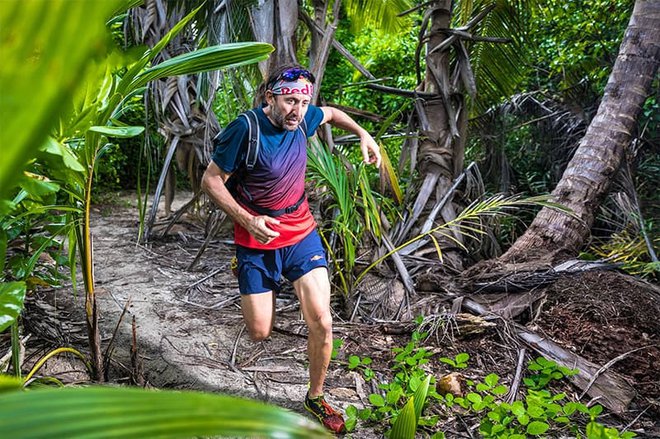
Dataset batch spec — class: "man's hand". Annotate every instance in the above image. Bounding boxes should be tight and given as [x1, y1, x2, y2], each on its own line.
[321, 106, 382, 169]
[246, 215, 281, 245]
[360, 132, 381, 168]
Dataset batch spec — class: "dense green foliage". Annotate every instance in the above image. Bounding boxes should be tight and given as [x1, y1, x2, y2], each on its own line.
[338, 321, 636, 438]
[1, 0, 657, 435]
[528, 0, 635, 95]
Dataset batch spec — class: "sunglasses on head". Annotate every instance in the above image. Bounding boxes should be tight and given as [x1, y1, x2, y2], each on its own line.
[277, 68, 315, 83]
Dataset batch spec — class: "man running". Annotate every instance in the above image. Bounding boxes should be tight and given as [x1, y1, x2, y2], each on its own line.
[202, 64, 381, 434]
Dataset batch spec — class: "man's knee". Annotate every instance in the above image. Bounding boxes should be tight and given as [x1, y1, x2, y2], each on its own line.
[307, 310, 332, 336]
[246, 324, 272, 342]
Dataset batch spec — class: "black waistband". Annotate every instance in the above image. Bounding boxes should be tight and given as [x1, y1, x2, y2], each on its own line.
[238, 192, 306, 217]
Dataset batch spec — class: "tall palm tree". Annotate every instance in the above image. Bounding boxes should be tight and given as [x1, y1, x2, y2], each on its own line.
[502, 0, 660, 263]
[389, 1, 532, 274]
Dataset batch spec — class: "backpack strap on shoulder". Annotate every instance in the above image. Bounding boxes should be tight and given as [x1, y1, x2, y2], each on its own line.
[299, 116, 308, 137]
[239, 109, 260, 170]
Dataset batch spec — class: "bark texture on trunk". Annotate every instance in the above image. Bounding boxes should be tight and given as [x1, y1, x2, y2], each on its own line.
[503, 0, 660, 262]
[415, 0, 466, 270]
[252, 0, 299, 74]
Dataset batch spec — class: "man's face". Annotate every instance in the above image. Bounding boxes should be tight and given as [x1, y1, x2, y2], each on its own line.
[268, 92, 311, 131]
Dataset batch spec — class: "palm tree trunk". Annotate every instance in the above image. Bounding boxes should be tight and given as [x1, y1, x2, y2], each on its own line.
[395, 0, 466, 270]
[503, 0, 659, 262]
[252, 0, 300, 73]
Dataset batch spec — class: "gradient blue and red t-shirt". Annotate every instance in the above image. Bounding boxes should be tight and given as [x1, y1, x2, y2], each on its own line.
[211, 105, 324, 250]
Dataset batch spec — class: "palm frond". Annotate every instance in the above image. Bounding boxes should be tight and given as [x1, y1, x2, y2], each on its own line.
[356, 193, 565, 284]
[456, 0, 538, 114]
[344, 0, 413, 33]
[0, 385, 330, 438]
[0, 0, 123, 198]
[133, 43, 273, 88]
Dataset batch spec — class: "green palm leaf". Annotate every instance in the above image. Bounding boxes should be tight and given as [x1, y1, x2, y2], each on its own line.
[0, 385, 330, 438]
[413, 374, 431, 420]
[390, 395, 417, 439]
[133, 43, 273, 88]
[0, 282, 27, 332]
[344, 0, 413, 33]
[455, 0, 538, 113]
[0, 0, 123, 198]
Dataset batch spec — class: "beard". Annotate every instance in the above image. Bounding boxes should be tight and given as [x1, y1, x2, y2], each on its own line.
[270, 103, 300, 131]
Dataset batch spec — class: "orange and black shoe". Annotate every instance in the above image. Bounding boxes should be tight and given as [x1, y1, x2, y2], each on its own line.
[304, 392, 346, 434]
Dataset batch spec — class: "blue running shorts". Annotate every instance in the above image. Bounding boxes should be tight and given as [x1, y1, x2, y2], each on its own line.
[235, 229, 328, 294]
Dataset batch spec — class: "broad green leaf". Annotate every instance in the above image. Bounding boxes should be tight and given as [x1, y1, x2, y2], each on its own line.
[589, 404, 604, 416]
[413, 375, 431, 420]
[527, 404, 545, 418]
[0, 375, 23, 393]
[455, 353, 470, 364]
[484, 373, 499, 387]
[88, 125, 145, 138]
[39, 137, 85, 172]
[467, 393, 482, 404]
[113, 3, 204, 99]
[369, 393, 385, 407]
[492, 385, 509, 395]
[386, 387, 403, 405]
[133, 43, 274, 89]
[0, 0, 123, 199]
[390, 396, 417, 439]
[0, 200, 15, 216]
[526, 421, 550, 435]
[0, 385, 330, 438]
[18, 173, 60, 198]
[0, 282, 26, 332]
[0, 229, 6, 274]
[408, 374, 421, 391]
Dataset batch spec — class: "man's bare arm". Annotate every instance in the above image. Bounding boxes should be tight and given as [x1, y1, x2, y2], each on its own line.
[320, 106, 382, 168]
[201, 162, 280, 245]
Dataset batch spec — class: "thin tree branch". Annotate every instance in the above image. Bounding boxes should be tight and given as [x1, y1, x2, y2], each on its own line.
[578, 345, 655, 400]
[506, 348, 527, 403]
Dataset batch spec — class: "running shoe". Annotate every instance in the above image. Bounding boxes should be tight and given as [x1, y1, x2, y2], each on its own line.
[304, 392, 346, 434]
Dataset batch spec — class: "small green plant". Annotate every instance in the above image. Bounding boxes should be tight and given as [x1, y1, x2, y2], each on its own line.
[344, 317, 441, 435]
[343, 339, 635, 439]
[450, 357, 634, 438]
[347, 354, 375, 382]
[439, 352, 470, 369]
[331, 338, 343, 360]
[524, 356, 578, 390]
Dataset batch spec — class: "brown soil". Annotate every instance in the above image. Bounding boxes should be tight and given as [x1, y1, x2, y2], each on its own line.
[16, 192, 660, 438]
[536, 271, 660, 424]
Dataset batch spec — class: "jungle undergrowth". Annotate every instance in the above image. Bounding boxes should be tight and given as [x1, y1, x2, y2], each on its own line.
[335, 316, 636, 438]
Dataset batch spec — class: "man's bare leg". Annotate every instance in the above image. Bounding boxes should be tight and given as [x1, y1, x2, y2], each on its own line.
[240, 291, 276, 341]
[293, 267, 332, 397]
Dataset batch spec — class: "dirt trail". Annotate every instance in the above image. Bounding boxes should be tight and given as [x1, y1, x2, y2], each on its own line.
[87, 192, 378, 437]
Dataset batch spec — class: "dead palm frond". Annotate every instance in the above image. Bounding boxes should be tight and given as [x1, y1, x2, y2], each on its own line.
[472, 90, 590, 193]
[357, 194, 571, 286]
